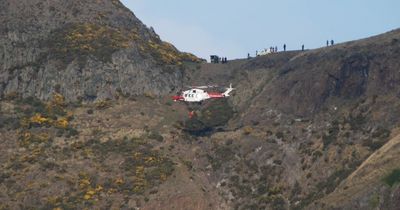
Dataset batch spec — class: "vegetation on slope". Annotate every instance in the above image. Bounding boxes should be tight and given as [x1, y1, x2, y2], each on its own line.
[0, 95, 176, 209]
[383, 169, 400, 187]
[49, 23, 130, 63]
[47, 22, 202, 66]
[183, 99, 234, 136]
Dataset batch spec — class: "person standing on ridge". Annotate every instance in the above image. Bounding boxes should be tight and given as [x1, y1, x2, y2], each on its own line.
[302, 44, 304, 51]
[326, 40, 329, 47]
[331, 40, 334, 45]
[283, 44, 286, 51]
[275, 46, 278, 52]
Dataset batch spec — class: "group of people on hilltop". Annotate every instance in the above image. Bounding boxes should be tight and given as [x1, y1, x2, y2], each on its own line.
[227, 39, 337, 61]
[210, 55, 228, 64]
[248, 39, 335, 58]
[269, 46, 278, 53]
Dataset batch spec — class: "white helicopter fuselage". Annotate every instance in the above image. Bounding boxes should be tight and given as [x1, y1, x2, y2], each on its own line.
[172, 84, 234, 102]
[181, 88, 210, 102]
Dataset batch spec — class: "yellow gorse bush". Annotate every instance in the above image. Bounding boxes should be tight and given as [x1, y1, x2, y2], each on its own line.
[63, 23, 130, 54]
[30, 113, 50, 125]
[144, 39, 201, 65]
[52, 93, 65, 106]
[54, 117, 69, 129]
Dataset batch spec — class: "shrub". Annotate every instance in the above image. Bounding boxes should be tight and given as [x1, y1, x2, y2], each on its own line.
[145, 40, 201, 65]
[95, 100, 112, 110]
[273, 159, 283, 165]
[19, 131, 52, 146]
[348, 113, 366, 130]
[66, 127, 79, 138]
[148, 131, 164, 142]
[243, 126, 253, 135]
[363, 127, 390, 150]
[316, 168, 353, 194]
[271, 195, 286, 210]
[144, 92, 155, 99]
[54, 117, 69, 129]
[0, 116, 20, 130]
[198, 99, 233, 127]
[29, 113, 51, 126]
[207, 146, 235, 170]
[183, 118, 211, 136]
[312, 150, 323, 162]
[368, 193, 380, 208]
[17, 96, 47, 115]
[323, 121, 339, 150]
[276, 131, 284, 139]
[4, 92, 20, 100]
[183, 99, 234, 136]
[372, 127, 390, 139]
[362, 138, 387, 150]
[49, 23, 130, 64]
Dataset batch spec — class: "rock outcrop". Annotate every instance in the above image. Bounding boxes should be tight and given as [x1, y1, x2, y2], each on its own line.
[2, 0, 400, 209]
[0, 0, 200, 101]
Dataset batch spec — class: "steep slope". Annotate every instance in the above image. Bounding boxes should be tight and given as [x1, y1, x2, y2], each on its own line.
[180, 28, 400, 209]
[0, 0, 200, 101]
[311, 130, 400, 209]
[263, 29, 400, 117]
[1, 1, 400, 209]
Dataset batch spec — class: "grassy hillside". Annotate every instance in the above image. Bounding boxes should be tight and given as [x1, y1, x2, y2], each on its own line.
[1, 0, 400, 208]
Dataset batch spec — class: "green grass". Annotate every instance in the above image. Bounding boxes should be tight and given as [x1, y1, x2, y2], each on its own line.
[368, 193, 380, 208]
[383, 168, 400, 187]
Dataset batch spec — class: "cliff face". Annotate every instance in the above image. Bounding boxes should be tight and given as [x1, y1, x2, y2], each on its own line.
[2, 0, 400, 209]
[0, 0, 200, 101]
[183, 29, 400, 209]
[262, 30, 400, 117]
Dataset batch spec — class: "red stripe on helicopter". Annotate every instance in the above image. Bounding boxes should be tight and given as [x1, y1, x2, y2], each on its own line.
[172, 95, 184, 101]
[208, 92, 224, 98]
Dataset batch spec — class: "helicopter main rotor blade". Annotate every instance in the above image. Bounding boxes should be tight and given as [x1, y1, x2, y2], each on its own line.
[186, 85, 219, 89]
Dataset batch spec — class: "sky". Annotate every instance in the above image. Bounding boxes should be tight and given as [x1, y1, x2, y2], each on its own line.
[120, 0, 400, 60]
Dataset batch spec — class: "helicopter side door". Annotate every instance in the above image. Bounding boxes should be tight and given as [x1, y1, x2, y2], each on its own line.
[184, 89, 205, 102]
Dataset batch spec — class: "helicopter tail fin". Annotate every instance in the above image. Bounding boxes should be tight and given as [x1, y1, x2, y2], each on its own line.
[223, 83, 235, 97]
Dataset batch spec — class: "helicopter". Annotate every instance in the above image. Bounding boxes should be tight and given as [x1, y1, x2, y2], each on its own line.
[172, 84, 235, 103]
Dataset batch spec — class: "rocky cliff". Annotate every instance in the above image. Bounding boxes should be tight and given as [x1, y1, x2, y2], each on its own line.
[183, 28, 400, 209]
[1, 0, 400, 209]
[0, 0, 200, 101]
